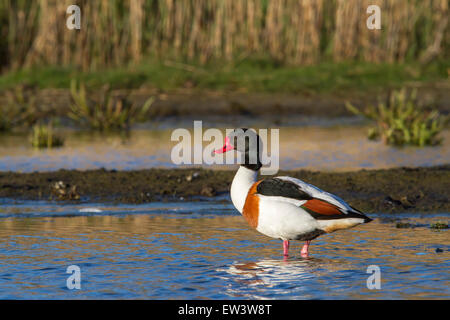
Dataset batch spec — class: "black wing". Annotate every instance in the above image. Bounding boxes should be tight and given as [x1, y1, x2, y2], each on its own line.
[256, 178, 372, 222]
[256, 178, 313, 201]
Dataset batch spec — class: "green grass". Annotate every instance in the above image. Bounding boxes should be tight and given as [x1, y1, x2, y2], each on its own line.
[30, 122, 64, 149]
[346, 88, 448, 147]
[0, 58, 448, 94]
[69, 80, 154, 131]
[0, 85, 41, 131]
[430, 222, 449, 230]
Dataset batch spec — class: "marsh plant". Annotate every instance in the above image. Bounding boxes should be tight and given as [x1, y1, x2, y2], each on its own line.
[69, 80, 154, 131]
[346, 89, 448, 147]
[0, 86, 41, 132]
[430, 221, 449, 230]
[30, 121, 64, 149]
[3, 1, 447, 70]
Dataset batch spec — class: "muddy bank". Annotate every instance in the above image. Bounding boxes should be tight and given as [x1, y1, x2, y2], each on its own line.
[2, 84, 449, 122]
[0, 165, 449, 213]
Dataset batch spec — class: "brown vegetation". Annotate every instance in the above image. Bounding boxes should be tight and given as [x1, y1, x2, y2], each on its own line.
[1, 0, 448, 71]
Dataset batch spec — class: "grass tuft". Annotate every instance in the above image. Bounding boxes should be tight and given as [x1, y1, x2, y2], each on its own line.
[346, 88, 448, 147]
[69, 80, 154, 131]
[30, 121, 64, 149]
[430, 222, 449, 230]
[0, 86, 41, 132]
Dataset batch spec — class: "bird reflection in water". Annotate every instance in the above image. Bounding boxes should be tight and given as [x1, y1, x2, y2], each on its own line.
[218, 257, 345, 298]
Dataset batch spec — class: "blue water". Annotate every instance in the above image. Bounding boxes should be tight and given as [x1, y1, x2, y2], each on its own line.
[1, 127, 449, 172]
[0, 199, 448, 299]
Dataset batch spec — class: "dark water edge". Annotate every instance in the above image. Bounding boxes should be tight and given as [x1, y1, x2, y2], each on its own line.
[0, 165, 449, 214]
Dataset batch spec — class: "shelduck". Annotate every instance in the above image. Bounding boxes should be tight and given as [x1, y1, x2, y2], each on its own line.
[214, 128, 372, 257]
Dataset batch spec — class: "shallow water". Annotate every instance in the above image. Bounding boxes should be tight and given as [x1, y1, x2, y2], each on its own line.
[0, 199, 448, 299]
[1, 126, 449, 172]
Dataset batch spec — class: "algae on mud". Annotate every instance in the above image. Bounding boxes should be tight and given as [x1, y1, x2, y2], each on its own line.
[0, 165, 448, 214]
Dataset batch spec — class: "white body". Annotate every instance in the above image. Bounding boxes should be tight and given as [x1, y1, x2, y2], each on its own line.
[230, 167, 366, 240]
[230, 166, 258, 214]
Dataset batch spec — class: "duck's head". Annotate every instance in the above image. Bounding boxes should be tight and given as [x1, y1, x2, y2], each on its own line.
[214, 128, 262, 171]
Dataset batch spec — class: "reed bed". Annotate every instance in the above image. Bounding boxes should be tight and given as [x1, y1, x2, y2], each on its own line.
[0, 0, 448, 71]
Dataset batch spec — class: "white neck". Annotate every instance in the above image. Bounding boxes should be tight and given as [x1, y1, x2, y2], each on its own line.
[230, 166, 259, 214]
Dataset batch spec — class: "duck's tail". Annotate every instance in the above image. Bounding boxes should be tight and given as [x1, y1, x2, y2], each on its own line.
[349, 206, 372, 223]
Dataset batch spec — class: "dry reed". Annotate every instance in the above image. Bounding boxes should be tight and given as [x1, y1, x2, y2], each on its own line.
[0, 0, 448, 71]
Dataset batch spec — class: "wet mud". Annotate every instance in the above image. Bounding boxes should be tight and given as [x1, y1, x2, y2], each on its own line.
[0, 165, 449, 214]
